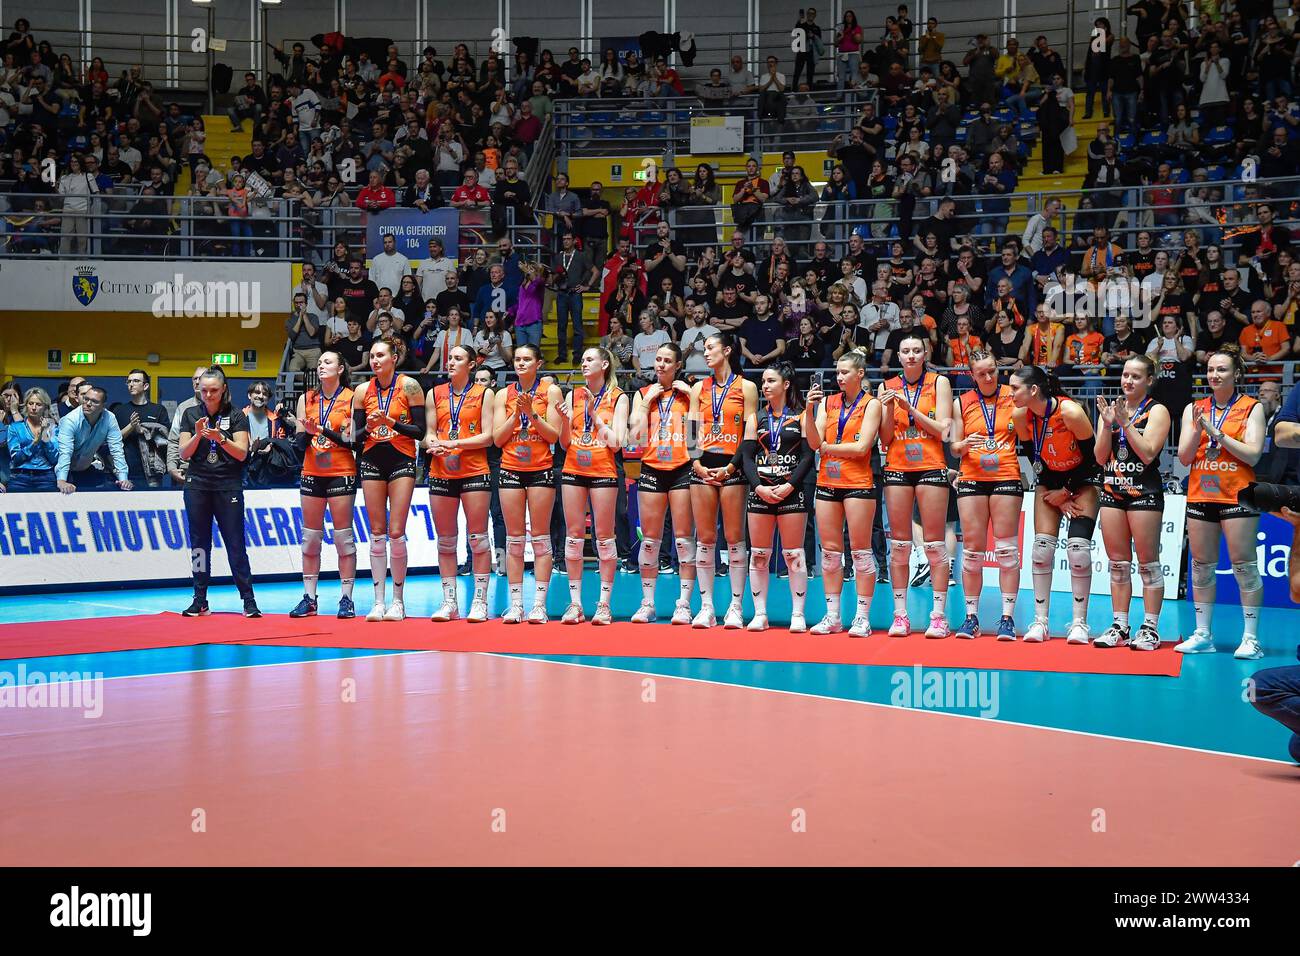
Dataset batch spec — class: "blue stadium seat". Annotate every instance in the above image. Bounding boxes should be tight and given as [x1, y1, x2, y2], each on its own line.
[643, 111, 665, 122]
[1170, 167, 1190, 183]
[1203, 125, 1233, 144]
[595, 125, 617, 138]
[955, 126, 968, 142]
[650, 125, 668, 138]
[1140, 130, 1167, 146]
[572, 126, 591, 140]
[1205, 164, 1228, 181]
[883, 115, 898, 133]
[1117, 132, 1136, 150]
[673, 110, 692, 121]
[588, 112, 613, 124]
[818, 119, 841, 132]
[619, 125, 644, 138]
[995, 107, 1016, 123]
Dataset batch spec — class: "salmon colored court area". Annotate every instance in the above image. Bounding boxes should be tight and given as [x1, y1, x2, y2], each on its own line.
[0, 647, 1294, 867]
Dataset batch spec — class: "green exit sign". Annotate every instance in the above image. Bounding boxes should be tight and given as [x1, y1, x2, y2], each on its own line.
[212, 353, 238, 366]
[69, 352, 96, 365]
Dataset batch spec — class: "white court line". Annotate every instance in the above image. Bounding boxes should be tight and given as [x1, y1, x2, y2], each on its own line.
[63, 600, 160, 614]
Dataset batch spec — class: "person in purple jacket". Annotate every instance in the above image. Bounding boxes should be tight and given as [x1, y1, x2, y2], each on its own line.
[513, 260, 548, 348]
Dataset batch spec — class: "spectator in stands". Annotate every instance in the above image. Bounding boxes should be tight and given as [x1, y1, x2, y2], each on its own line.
[338, 257, 380, 324]
[987, 308, 1025, 369]
[55, 386, 130, 494]
[1109, 36, 1141, 133]
[1240, 203, 1293, 268]
[451, 167, 491, 226]
[1194, 310, 1238, 364]
[511, 100, 542, 160]
[473, 308, 514, 371]
[355, 169, 396, 213]
[1020, 303, 1065, 366]
[512, 260, 546, 348]
[598, 49, 625, 96]
[631, 311, 672, 381]
[369, 233, 411, 300]
[285, 291, 323, 372]
[602, 315, 635, 369]
[228, 72, 266, 132]
[472, 263, 514, 327]
[963, 35, 998, 109]
[757, 57, 788, 123]
[367, 287, 408, 335]
[698, 68, 731, 103]
[726, 54, 757, 97]
[542, 171, 582, 245]
[773, 165, 817, 254]
[575, 59, 600, 97]
[1240, 299, 1292, 376]
[416, 237, 457, 302]
[739, 294, 786, 370]
[973, 152, 1015, 246]
[403, 167, 444, 211]
[1146, 313, 1195, 408]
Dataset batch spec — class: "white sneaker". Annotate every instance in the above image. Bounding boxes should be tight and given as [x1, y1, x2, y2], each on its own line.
[1094, 623, 1130, 648]
[1065, 621, 1090, 645]
[848, 615, 871, 637]
[527, 604, 549, 625]
[887, 613, 910, 637]
[630, 601, 657, 623]
[691, 607, 717, 629]
[923, 614, 950, 639]
[466, 599, 489, 623]
[1175, 630, 1216, 654]
[670, 602, 693, 625]
[366, 602, 386, 622]
[502, 604, 525, 624]
[560, 603, 585, 625]
[723, 603, 745, 629]
[747, 613, 769, 632]
[430, 601, 460, 622]
[383, 599, 406, 622]
[591, 602, 613, 626]
[1023, 619, 1050, 643]
[810, 615, 843, 635]
[1234, 636, 1264, 660]
[789, 612, 808, 634]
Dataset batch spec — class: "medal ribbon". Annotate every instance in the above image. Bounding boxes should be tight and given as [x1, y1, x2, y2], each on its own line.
[1118, 397, 1149, 452]
[518, 378, 541, 431]
[1031, 397, 1056, 465]
[375, 375, 397, 418]
[1209, 393, 1238, 447]
[768, 406, 787, 457]
[975, 386, 999, 445]
[447, 381, 472, 436]
[657, 390, 675, 439]
[836, 390, 865, 443]
[710, 372, 735, 434]
[583, 381, 608, 436]
[318, 386, 344, 447]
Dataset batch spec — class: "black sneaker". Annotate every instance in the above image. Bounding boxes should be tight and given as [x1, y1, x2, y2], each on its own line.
[658, 555, 673, 573]
[457, 560, 472, 576]
[243, 598, 262, 618]
[182, 597, 210, 617]
[289, 594, 318, 618]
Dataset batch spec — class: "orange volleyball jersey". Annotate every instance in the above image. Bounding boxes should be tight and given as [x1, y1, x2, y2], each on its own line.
[884, 371, 946, 471]
[699, 373, 747, 456]
[958, 386, 1020, 481]
[565, 383, 624, 478]
[1188, 394, 1258, 504]
[501, 378, 555, 472]
[428, 381, 489, 479]
[361, 374, 418, 458]
[1029, 322, 1063, 364]
[640, 385, 691, 470]
[1030, 397, 1084, 471]
[818, 390, 875, 488]
[303, 386, 356, 478]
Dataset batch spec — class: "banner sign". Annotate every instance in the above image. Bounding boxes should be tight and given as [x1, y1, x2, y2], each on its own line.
[0, 259, 291, 315]
[1190, 510, 1294, 608]
[0, 488, 462, 591]
[366, 208, 459, 260]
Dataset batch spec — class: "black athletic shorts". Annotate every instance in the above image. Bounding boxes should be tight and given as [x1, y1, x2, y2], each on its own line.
[956, 478, 1024, 498]
[1034, 461, 1101, 492]
[882, 467, 949, 488]
[561, 471, 620, 488]
[1186, 499, 1258, 523]
[360, 444, 417, 482]
[499, 468, 556, 490]
[1099, 488, 1165, 511]
[638, 462, 692, 494]
[300, 473, 358, 499]
[815, 485, 878, 503]
[428, 473, 492, 497]
[747, 484, 810, 516]
[689, 450, 748, 487]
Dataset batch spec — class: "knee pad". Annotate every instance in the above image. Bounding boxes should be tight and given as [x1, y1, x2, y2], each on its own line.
[333, 526, 356, 557]
[565, 536, 585, 561]
[1191, 558, 1217, 590]
[389, 533, 408, 554]
[695, 542, 715, 569]
[674, 536, 695, 565]
[888, 538, 913, 564]
[961, 547, 984, 575]
[371, 534, 389, 558]
[1138, 560, 1163, 589]
[923, 540, 948, 567]
[852, 549, 875, 576]
[302, 528, 324, 558]
[468, 532, 490, 555]
[437, 535, 458, 556]
[506, 534, 527, 558]
[529, 534, 552, 557]
[749, 547, 772, 572]
[596, 537, 618, 562]
[781, 548, 806, 574]
[728, 543, 747, 567]
[994, 538, 1019, 570]
[1066, 514, 1097, 541]
[1066, 538, 1092, 577]
[639, 536, 662, 569]
[1232, 559, 1262, 594]
[1108, 559, 1133, 584]
[1031, 533, 1057, 572]
[821, 548, 844, 574]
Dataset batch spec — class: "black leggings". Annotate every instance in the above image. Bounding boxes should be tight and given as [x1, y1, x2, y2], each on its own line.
[185, 486, 254, 599]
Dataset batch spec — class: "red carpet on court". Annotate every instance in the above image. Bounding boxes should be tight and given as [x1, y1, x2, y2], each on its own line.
[0, 613, 1182, 675]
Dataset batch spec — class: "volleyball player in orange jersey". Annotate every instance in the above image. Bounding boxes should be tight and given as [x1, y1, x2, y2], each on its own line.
[1093, 355, 1172, 650]
[291, 351, 358, 620]
[879, 333, 954, 638]
[424, 343, 495, 623]
[493, 343, 562, 624]
[1011, 365, 1101, 644]
[688, 332, 760, 629]
[627, 343, 695, 625]
[742, 362, 815, 632]
[949, 349, 1024, 641]
[1176, 350, 1267, 659]
[558, 347, 629, 625]
[352, 335, 426, 622]
[807, 349, 882, 636]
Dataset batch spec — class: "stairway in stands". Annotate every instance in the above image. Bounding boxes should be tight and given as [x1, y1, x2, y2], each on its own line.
[173, 116, 253, 197]
[1009, 92, 1106, 236]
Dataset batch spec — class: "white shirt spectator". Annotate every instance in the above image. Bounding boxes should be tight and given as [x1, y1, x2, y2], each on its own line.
[369, 249, 412, 298]
[576, 70, 600, 96]
[680, 323, 719, 376]
[292, 88, 322, 131]
[295, 278, 329, 322]
[471, 327, 514, 370]
[633, 328, 671, 373]
[1146, 333, 1193, 362]
[417, 255, 459, 302]
[368, 306, 406, 330]
[118, 144, 142, 173]
[434, 140, 465, 173]
[1199, 57, 1230, 106]
[1021, 212, 1052, 255]
[862, 300, 902, 350]
[475, 165, 497, 188]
